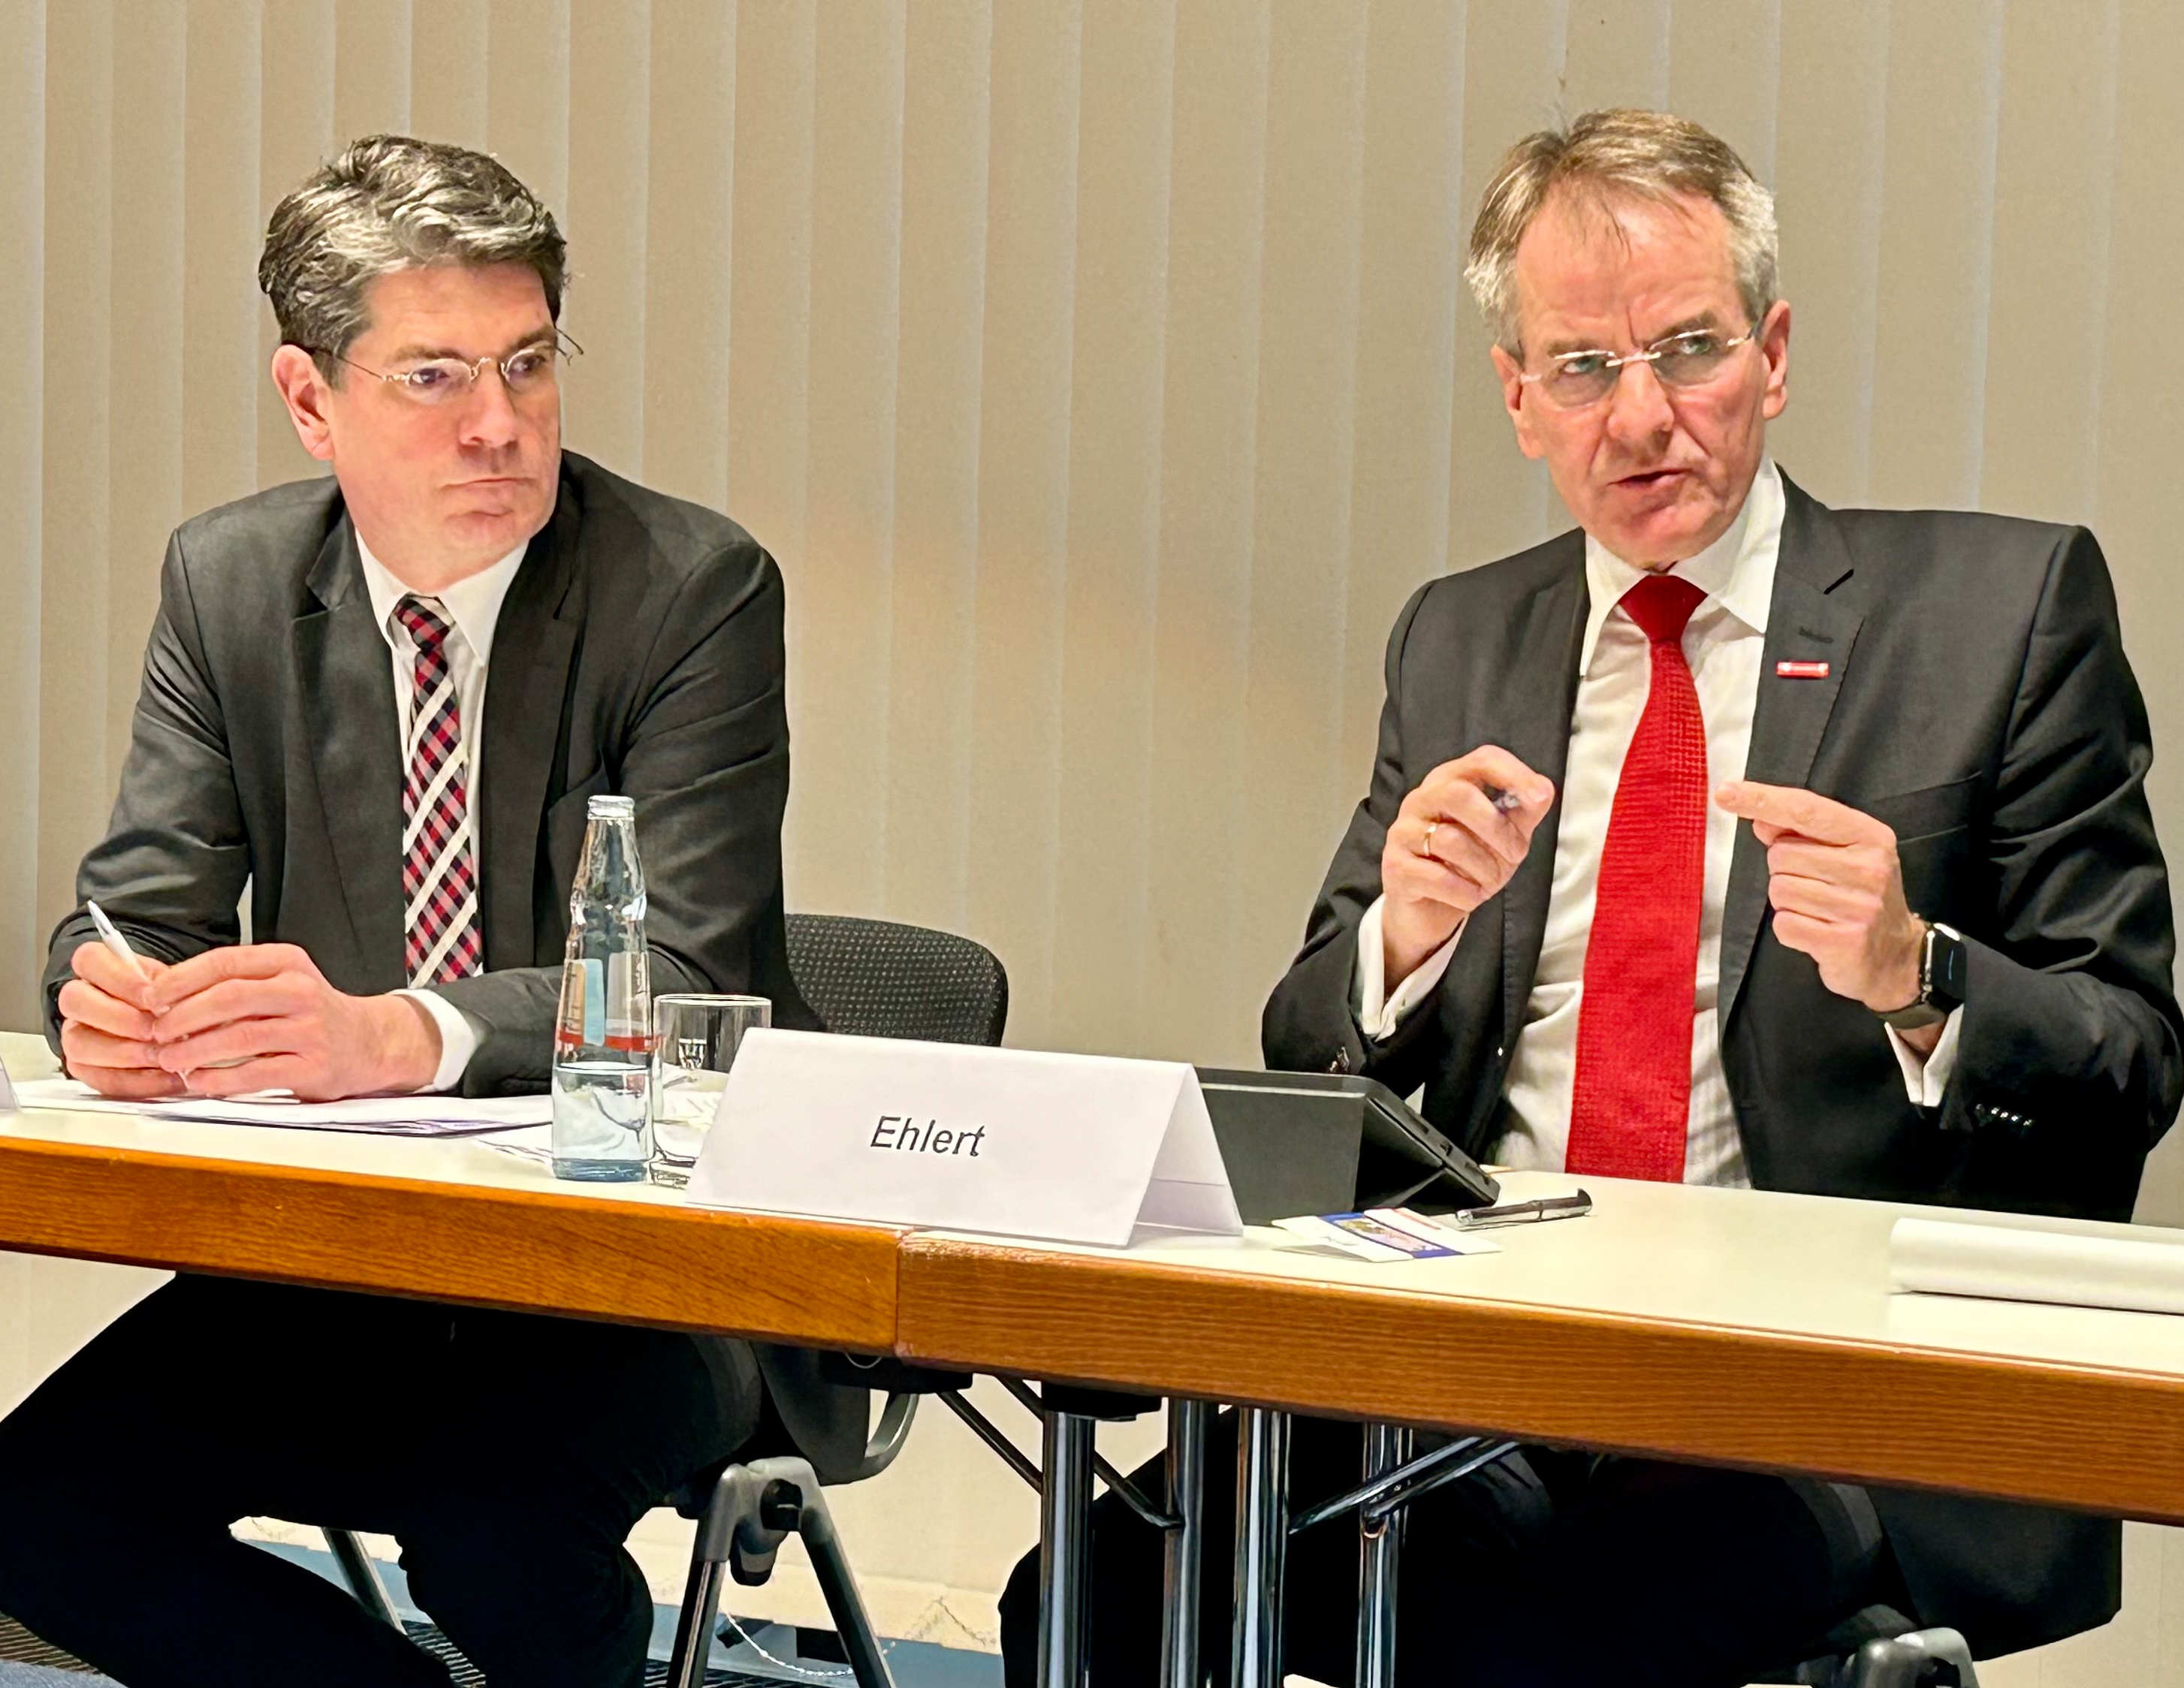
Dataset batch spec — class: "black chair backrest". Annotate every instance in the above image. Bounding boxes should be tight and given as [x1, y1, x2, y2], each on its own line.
[785, 913, 1009, 1048]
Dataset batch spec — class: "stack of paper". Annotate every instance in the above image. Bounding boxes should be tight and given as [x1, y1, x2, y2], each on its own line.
[8, 1076, 548, 1138]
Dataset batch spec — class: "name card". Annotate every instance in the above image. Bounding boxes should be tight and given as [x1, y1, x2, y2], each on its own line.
[0, 1060, 14, 1114]
[686, 1028, 1242, 1248]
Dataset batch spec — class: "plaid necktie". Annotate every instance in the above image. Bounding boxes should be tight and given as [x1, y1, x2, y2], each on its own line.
[395, 595, 486, 987]
[1564, 571, 1709, 1181]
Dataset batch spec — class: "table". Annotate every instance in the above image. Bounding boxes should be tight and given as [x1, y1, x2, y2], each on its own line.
[0, 1033, 898, 1352]
[897, 1175, 2184, 1686]
[10, 1027, 2184, 1686]
[897, 1174, 2184, 1524]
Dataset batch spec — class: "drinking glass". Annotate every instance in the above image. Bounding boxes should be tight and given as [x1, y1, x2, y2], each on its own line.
[650, 994, 770, 1186]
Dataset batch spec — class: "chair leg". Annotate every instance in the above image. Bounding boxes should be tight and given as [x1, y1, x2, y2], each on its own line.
[323, 1527, 403, 1630]
[795, 1476, 897, 1688]
[665, 1464, 759, 1688]
[664, 1457, 897, 1688]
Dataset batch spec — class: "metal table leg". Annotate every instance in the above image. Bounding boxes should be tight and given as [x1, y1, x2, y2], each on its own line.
[1037, 1409, 1097, 1688]
[1355, 1423, 1413, 1688]
[1160, 1399, 1210, 1688]
[1230, 1406, 1290, 1688]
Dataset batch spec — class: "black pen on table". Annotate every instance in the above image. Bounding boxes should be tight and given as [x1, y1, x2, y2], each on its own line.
[1452, 1189, 1593, 1231]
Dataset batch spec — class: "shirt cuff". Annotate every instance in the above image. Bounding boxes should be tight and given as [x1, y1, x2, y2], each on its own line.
[397, 988, 483, 1094]
[1886, 1007, 1962, 1109]
[1355, 897, 1465, 1042]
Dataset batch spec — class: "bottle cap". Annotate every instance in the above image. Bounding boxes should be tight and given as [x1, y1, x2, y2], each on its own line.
[587, 794, 636, 819]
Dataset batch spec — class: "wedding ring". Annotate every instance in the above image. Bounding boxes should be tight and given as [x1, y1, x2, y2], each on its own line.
[1419, 820, 1440, 861]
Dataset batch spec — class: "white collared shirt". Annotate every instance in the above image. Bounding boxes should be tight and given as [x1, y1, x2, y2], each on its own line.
[1355, 461, 1959, 1185]
[356, 535, 529, 1093]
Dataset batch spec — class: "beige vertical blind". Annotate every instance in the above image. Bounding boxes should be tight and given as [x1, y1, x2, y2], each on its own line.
[6, 2, 2182, 1139]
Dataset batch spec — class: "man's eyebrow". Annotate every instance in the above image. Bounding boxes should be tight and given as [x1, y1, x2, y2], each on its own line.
[1646, 312, 1726, 342]
[381, 327, 559, 363]
[1540, 333, 1614, 358]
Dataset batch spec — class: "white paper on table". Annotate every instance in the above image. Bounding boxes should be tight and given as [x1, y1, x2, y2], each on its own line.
[11, 1077, 548, 1137]
[0, 1056, 16, 1114]
[1890, 1216, 2184, 1316]
[687, 1027, 1243, 1247]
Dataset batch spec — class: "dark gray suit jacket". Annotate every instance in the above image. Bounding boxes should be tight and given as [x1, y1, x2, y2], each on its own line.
[44, 451, 876, 1484]
[1264, 475, 2182, 1656]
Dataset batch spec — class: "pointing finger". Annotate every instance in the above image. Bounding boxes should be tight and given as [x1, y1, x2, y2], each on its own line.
[1714, 780, 1875, 846]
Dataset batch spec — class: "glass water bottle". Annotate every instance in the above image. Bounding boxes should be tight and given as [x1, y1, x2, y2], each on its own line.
[551, 795, 653, 1180]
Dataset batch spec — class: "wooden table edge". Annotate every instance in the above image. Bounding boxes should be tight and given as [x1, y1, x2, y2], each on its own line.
[0, 1132, 901, 1350]
[894, 1235, 2184, 1524]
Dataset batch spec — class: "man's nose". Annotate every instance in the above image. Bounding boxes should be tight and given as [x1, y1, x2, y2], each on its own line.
[458, 365, 523, 448]
[1603, 356, 1675, 448]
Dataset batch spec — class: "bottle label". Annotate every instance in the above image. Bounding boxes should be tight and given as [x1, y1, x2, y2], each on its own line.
[605, 949, 651, 1053]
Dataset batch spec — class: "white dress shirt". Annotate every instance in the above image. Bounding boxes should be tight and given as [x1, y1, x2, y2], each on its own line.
[356, 537, 528, 1093]
[1355, 461, 1959, 1184]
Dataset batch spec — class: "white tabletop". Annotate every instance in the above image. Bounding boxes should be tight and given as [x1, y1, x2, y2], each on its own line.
[925, 1169, 2184, 1384]
[0, 1031, 683, 1208]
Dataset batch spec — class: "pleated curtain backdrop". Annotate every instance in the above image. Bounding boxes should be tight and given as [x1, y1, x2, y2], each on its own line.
[5, 2, 2182, 1219]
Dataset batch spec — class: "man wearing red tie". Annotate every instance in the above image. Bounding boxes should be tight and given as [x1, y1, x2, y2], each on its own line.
[1018, 110, 2182, 1687]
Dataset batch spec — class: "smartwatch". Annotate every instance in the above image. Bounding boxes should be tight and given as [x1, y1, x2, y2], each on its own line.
[1878, 921, 1965, 1031]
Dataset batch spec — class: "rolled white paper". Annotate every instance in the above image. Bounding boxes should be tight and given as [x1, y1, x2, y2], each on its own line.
[1890, 1216, 2184, 1317]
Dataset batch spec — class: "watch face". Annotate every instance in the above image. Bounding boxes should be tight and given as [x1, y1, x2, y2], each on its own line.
[1929, 928, 1967, 1010]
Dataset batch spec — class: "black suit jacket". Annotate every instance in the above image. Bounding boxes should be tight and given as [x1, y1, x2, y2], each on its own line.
[43, 451, 883, 1483]
[1264, 475, 2182, 1656]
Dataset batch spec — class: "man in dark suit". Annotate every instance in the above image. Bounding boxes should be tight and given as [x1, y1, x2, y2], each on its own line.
[1006, 110, 2180, 1686]
[0, 136, 846, 1688]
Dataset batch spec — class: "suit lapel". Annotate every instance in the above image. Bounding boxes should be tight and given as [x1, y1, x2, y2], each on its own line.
[1498, 541, 1589, 1047]
[1719, 476, 1867, 1026]
[479, 479, 581, 969]
[293, 523, 406, 987]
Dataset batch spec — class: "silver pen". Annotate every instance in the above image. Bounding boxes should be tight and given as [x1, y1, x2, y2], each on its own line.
[85, 900, 153, 984]
[1452, 1189, 1593, 1230]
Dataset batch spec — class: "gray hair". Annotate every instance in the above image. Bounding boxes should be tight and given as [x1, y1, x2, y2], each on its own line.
[259, 134, 567, 379]
[1465, 109, 1777, 355]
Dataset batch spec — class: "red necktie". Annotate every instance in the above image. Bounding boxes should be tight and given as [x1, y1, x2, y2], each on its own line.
[396, 596, 487, 987]
[1565, 572, 1708, 1181]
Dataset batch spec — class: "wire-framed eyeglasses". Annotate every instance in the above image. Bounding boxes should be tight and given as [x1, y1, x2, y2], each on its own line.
[314, 330, 584, 405]
[1519, 327, 1753, 410]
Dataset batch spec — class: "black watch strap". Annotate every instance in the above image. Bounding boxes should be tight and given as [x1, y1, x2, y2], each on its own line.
[1877, 921, 1965, 1029]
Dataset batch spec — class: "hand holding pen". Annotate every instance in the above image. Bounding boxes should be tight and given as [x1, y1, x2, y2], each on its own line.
[1380, 745, 1558, 987]
[55, 902, 185, 1101]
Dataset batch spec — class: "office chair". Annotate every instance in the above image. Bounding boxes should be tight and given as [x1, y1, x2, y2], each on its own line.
[783, 912, 1010, 1047]
[326, 912, 1009, 1688]
[1760, 1605, 1981, 1687]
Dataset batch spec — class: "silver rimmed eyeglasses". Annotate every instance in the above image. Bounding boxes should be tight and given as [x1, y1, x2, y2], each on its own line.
[313, 330, 584, 405]
[1519, 326, 1753, 410]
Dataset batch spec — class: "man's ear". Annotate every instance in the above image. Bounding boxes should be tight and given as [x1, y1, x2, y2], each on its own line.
[270, 345, 338, 463]
[1758, 298, 1791, 423]
[1488, 344, 1545, 460]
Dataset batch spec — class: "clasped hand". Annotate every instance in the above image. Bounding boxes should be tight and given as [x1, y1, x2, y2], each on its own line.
[58, 942, 442, 1102]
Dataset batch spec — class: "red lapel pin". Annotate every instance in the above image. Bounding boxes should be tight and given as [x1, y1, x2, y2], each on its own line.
[1775, 660, 1830, 680]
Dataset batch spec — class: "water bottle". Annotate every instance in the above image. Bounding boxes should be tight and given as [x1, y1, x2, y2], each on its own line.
[551, 794, 653, 1180]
